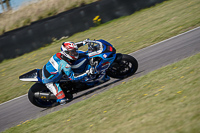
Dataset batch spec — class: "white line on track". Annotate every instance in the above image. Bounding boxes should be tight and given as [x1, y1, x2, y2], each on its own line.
[133, 26, 200, 54]
[0, 94, 27, 106]
[0, 26, 199, 106]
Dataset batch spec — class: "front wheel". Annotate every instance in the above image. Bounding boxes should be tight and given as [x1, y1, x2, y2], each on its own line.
[107, 54, 138, 79]
[28, 83, 58, 108]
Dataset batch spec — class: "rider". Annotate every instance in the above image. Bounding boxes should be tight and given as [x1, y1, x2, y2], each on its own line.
[42, 39, 94, 104]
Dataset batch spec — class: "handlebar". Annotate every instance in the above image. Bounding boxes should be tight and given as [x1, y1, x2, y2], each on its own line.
[84, 39, 100, 52]
[84, 39, 97, 46]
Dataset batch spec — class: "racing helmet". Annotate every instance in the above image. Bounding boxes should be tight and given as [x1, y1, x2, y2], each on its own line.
[61, 42, 79, 60]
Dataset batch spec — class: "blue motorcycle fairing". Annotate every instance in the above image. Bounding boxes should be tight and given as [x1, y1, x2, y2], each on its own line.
[97, 39, 113, 47]
[72, 40, 116, 74]
[95, 54, 116, 72]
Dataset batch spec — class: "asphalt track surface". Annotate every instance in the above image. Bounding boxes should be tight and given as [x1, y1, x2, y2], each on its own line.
[0, 27, 200, 132]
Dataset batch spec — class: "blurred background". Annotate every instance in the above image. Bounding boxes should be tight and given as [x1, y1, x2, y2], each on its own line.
[0, 0, 37, 13]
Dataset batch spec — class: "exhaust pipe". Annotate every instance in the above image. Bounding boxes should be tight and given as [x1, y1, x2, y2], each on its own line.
[34, 92, 57, 100]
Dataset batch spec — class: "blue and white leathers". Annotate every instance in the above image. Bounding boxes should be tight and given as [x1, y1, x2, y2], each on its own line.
[42, 52, 88, 83]
[42, 52, 88, 102]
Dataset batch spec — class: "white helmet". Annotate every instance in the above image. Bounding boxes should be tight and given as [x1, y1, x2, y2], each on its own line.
[61, 42, 79, 60]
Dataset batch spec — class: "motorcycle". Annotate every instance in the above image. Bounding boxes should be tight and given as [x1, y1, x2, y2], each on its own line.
[19, 39, 138, 108]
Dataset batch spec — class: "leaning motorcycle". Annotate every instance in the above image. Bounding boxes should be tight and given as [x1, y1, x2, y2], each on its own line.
[19, 39, 138, 108]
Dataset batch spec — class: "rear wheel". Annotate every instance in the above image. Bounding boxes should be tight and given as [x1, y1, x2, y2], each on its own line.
[28, 83, 58, 108]
[107, 54, 138, 79]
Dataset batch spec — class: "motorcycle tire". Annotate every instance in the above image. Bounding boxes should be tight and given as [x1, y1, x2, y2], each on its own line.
[107, 54, 138, 79]
[28, 83, 58, 108]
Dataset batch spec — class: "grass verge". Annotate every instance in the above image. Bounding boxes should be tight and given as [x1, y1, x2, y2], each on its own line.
[0, 0, 200, 103]
[3, 50, 200, 133]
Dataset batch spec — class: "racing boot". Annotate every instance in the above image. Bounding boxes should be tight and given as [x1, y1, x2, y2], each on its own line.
[57, 98, 67, 105]
[45, 82, 67, 105]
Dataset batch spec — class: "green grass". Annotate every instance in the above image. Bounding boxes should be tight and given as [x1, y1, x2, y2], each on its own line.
[0, 0, 200, 104]
[3, 50, 200, 133]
